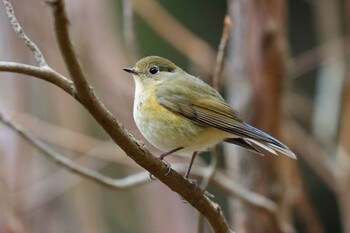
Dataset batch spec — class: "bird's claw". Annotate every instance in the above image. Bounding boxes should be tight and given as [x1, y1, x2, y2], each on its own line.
[148, 157, 172, 180]
[161, 158, 172, 176]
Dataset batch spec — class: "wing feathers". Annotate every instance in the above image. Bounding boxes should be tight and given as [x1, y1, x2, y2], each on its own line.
[156, 86, 296, 159]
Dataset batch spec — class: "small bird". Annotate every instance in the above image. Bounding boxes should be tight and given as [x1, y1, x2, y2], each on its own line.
[124, 56, 296, 178]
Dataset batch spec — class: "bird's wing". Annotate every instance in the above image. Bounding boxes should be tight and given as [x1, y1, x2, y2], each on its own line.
[156, 91, 265, 141]
[156, 85, 296, 159]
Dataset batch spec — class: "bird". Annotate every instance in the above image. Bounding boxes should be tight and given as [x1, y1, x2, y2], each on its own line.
[123, 56, 296, 178]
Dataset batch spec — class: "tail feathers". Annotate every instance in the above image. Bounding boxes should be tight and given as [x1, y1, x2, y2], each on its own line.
[246, 138, 297, 159]
[225, 135, 297, 159]
[242, 124, 297, 159]
[224, 138, 263, 155]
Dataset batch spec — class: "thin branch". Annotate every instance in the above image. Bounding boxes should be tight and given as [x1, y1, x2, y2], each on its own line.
[0, 61, 75, 96]
[0, 111, 151, 190]
[3, 0, 47, 67]
[45, 0, 90, 95]
[212, 15, 232, 89]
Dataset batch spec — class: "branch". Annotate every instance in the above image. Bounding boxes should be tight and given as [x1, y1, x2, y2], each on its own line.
[46, 0, 90, 95]
[0, 111, 151, 190]
[212, 15, 231, 89]
[3, 0, 47, 67]
[0, 61, 75, 96]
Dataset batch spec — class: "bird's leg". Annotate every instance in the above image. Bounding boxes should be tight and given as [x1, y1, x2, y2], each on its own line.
[159, 146, 184, 160]
[149, 146, 184, 180]
[184, 151, 198, 179]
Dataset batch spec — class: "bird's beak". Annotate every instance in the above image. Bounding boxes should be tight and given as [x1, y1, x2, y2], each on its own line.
[123, 67, 137, 74]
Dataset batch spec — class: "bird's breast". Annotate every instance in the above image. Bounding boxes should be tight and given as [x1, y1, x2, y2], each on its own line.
[133, 88, 227, 155]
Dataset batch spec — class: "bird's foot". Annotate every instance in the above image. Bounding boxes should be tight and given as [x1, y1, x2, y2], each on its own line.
[149, 157, 172, 180]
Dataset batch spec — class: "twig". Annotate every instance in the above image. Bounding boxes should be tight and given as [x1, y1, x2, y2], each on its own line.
[14, 113, 129, 164]
[212, 15, 232, 89]
[0, 61, 75, 96]
[46, 0, 90, 95]
[3, 0, 47, 67]
[0, 111, 151, 190]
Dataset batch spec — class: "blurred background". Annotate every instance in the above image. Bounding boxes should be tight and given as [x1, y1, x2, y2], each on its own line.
[0, 0, 349, 232]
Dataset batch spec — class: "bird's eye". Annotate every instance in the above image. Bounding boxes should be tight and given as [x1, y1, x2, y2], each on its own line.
[149, 67, 159, 75]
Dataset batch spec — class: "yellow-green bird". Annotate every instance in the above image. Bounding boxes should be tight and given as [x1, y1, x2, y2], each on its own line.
[124, 56, 296, 178]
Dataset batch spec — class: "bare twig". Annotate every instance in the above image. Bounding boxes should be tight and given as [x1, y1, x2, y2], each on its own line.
[14, 113, 129, 164]
[46, 0, 90, 95]
[0, 61, 75, 96]
[212, 15, 232, 89]
[3, 0, 47, 67]
[0, 111, 151, 190]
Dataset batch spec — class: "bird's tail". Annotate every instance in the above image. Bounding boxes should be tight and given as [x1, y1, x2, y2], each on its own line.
[226, 124, 297, 159]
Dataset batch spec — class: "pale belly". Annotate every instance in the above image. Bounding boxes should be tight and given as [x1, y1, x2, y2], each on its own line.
[133, 92, 228, 156]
